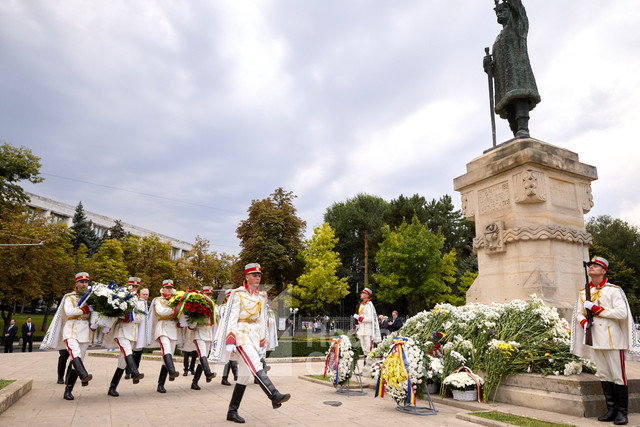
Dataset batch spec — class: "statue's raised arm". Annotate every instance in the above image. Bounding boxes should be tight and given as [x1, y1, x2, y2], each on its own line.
[485, 0, 540, 139]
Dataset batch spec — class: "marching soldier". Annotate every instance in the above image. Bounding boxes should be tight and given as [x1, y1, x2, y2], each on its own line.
[41, 272, 94, 400]
[210, 263, 290, 423]
[185, 286, 217, 390]
[149, 279, 181, 393]
[106, 277, 145, 397]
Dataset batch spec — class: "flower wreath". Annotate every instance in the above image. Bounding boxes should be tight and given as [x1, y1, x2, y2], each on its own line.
[324, 335, 355, 386]
[375, 336, 426, 406]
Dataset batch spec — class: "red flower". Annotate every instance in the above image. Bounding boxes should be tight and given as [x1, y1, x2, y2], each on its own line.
[185, 302, 191, 309]
[429, 350, 433, 354]
[189, 308, 195, 313]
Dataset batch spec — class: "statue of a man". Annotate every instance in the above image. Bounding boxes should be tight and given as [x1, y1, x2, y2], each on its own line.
[484, 0, 541, 138]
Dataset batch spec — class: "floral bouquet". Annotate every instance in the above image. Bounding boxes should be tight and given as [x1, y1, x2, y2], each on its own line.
[87, 281, 137, 331]
[443, 366, 484, 402]
[168, 290, 215, 326]
[374, 336, 426, 406]
[324, 335, 356, 386]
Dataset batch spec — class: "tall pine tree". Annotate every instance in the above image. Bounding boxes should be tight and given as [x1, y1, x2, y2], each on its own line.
[71, 202, 100, 256]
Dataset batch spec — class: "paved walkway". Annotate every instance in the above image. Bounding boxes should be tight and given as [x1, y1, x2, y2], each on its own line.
[1, 351, 640, 426]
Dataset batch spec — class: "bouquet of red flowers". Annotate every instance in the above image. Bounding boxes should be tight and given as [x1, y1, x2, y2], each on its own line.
[168, 290, 215, 325]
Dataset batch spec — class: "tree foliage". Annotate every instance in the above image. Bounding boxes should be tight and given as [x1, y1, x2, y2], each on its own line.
[373, 215, 457, 315]
[104, 219, 128, 241]
[0, 142, 43, 213]
[121, 235, 176, 298]
[237, 188, 306, 295]
[70, 202, 101, 256]
[293, 223, 349, 315]
[0, 207, 74, 332]
[324, 193, 389, 309]
[586, 215, 640, 316]
[92, 239, 129, 285]
[174, 236, 236, 295]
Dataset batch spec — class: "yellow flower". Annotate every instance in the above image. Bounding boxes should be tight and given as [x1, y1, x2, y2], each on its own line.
[544, 353, 550, 356]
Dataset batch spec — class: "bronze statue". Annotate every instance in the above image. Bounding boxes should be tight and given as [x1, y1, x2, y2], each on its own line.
[484, 0, 541, 139]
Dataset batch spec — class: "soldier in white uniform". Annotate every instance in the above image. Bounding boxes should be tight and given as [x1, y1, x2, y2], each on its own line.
[41, 272, 94, 400]
[211, 263, 290, 423]
[571, 256, 640, 426]
[149, 279, 181, 393]
[106, 277, 145, 397]
[184, 286, 217, 390]
[353, 288, 381, 371]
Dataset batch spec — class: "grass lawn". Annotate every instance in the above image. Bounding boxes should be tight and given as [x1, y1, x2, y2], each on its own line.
[305, 374, 331, 382]
[471, 411, 576, 427]
[0, 379, 15, 390]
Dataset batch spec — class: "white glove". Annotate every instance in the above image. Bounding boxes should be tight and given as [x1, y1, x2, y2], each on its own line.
[353, 314, 360, 320]
[90, 323, 97, 331]
[259, 347, 266, 359]
[88, 305, 94, 312]
[226, 344, 236, 353]
[583, 301, 594, 311]
[102, 327, 110, 334]
[178, 323, 187, 328]
[584, 323, 588, 334]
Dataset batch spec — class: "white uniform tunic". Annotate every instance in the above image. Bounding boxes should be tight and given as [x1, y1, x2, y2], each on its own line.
[151, 296, 179, 358]
[571, 280, 639, 385]
[211, 284, 268, 385]
[112, 296, 146, 368]
[356, 299, 381, 355]
[62, 292, 92, 359]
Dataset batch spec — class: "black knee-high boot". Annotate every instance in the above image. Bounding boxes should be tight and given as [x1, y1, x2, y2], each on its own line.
[163, 354, 179, 380]
[63, 369, 78, 400]
[254, 369, 290, 409]
[598, 381, 617, 422]
[191, 365, 202, 390]
[157, 365, 168, 393]
[227, 384, 246, 423]
[231, 360, 238, 380]
[199, 357, 215, 382]
[108, 368, 124, 397]
[71, 357, 93, 386]
[57, 351, 69, 384]
[222, 362, 232, 386]
[125, 354, 144, 383]
[614, 384, 628, 425]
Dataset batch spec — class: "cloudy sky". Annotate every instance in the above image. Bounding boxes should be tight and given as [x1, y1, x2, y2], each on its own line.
[2, 1, 639, 255]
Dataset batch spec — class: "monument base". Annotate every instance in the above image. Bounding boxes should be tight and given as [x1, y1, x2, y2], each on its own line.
[492, 373, 640, 417]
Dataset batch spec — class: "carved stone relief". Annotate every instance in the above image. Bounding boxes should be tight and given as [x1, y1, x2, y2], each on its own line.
[478, 181, 510, 215]
[578, 183, 594, 214]
[513, 168, 546, 204]
[473, 224, 592, 253]
[461, 191, 475, 220]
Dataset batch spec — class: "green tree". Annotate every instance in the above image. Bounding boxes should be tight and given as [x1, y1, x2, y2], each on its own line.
[0, 207, 74, 333]
[175, 236, 236, 292]
[236, 188, 306, 295]
[0, 142, 43, 213]
[92, 238, 129, 285]
[373, 215, 457, 315]
[122, 234, 176, 298]
[324, 193, 389, 309]
[292, 223, 349, 316]
[104, 219, 128, 241]
[70, 202, 101, 256]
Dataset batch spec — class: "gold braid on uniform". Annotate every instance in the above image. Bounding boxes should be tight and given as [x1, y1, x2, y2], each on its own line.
[238, 294, 261, 321]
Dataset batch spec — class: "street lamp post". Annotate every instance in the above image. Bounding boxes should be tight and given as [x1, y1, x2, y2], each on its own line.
[289, 307, 298, 336]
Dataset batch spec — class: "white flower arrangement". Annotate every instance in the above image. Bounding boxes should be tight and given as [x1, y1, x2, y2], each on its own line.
[88, 281, 137, 330]
[324, 335, 355, 386]
[376, 337, 426, 405]
[443, 370, 484, 392]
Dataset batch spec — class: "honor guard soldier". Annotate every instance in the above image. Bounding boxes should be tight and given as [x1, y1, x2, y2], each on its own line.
[41, 272, 95, 400]
[353, 287, 381, 372]
[210, 263, 290, 423]
[219, 289, 238, 386]
[149, 279, 181, 393]
[106, 277, 145, 397]
[571, 256, 640, 425]
[183, 286, 217, 390]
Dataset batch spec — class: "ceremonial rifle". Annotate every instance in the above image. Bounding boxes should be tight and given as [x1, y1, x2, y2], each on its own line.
[582, 243, 593, 346]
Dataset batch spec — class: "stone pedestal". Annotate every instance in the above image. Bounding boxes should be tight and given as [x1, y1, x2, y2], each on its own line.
[453, 138, 597, 319]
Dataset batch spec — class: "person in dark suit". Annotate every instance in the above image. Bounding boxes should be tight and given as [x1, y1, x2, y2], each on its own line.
[387, 310, 403, 333]
[22, 317, 35, 352]
[4, 319, 18, 353]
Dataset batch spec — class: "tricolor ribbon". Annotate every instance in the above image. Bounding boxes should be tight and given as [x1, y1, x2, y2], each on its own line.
[375, 337, 416, 406]
[451, 365, 483, 403]
[324, 337, 342, 386]
[172, 291, 192, 319]
[77, 286, 93, 307]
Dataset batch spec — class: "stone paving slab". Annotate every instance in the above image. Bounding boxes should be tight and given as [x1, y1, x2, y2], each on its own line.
[0, 351, 639, 426]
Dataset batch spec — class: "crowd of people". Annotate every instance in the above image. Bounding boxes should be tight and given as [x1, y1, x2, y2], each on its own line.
[41, 263, 289, 424]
